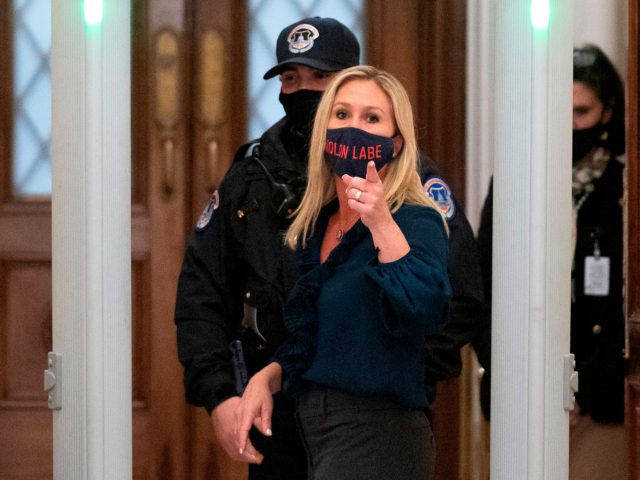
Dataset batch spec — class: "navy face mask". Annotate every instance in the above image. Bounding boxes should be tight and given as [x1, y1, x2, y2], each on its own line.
[325, 127, 396, 178]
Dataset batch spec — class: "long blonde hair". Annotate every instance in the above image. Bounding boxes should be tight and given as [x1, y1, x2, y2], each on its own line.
[284, 65, 444, 248]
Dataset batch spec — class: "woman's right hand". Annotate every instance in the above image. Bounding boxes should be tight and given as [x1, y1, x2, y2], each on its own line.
[211, 396, 264, 463]
[234, 362, 282, 459]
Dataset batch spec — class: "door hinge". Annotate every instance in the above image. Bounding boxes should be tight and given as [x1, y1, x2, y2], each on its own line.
[563, 353, 579, 411]
[44, 352, 62, 410]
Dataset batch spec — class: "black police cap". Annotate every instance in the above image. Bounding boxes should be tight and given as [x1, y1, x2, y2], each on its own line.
[263, 17, 361, 80]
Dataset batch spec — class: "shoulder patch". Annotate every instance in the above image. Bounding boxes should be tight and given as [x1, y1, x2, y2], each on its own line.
[423, 176, 456, 221]
[196, 190, 220, 230]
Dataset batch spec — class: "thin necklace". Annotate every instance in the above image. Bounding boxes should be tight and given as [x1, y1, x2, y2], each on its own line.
[335, 213, 359, 241]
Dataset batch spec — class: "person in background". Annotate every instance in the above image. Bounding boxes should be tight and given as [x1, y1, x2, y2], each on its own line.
[234, 65, 451, 480]
[476, 44, 626, 478]
[175, 15, 485, 480]
[569, 43, 626, 480]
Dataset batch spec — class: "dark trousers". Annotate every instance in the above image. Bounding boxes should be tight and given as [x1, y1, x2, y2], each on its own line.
[296, 388, 435, 480]
[249, 393, 308, 480]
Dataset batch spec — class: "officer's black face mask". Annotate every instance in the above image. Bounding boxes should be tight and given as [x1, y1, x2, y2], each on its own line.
[572, 123, 605, 163]
[279, 89, 324, 136]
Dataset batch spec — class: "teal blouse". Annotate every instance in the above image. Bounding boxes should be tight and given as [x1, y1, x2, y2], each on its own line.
[274, 202, 451, 409]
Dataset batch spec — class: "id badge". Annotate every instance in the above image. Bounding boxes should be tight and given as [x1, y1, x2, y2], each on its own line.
[584, 256, 610, 296]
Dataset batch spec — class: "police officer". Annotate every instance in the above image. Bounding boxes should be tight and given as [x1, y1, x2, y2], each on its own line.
[175, 16, 485, 480]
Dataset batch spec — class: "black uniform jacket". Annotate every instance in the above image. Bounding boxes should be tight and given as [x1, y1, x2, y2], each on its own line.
[175, 118, 485, 413]
[571, 157, 625, 423]
[175, 119, 307, 411]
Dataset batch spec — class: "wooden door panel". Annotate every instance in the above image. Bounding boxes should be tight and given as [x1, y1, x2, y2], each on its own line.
[189, 0, 247, 222]
[132, 259, 152, 480]
[140, 0, 192, 477]
[0, 256, 52, 479]
[0, 412, 52, 478]
[4, 262, 51, 398]
[0, 213, 52, 253]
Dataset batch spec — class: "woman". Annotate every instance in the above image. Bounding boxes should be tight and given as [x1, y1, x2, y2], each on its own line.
[569, 45, 626, 480]
[234, 65, 451, 480]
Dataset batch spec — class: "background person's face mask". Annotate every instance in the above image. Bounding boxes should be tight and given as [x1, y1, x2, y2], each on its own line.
[279, 89, 324, 136]
[325, 127, 396, 178]
[572, 123, 605, 163]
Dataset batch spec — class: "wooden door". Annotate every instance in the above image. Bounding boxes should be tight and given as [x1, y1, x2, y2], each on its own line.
[625, 1, 640, 478]
[0, 0, 54, 477]
[0, 0, 240, 477]
[131, 0, 191, 477]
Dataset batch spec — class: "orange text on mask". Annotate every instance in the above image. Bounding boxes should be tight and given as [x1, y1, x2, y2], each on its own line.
[325, 140, 382, 160]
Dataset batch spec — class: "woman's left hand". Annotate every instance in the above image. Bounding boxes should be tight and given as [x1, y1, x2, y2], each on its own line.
[342, 161, 394, 231]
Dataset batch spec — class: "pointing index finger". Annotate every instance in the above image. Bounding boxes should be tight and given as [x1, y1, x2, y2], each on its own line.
[365, 161, 380, 184]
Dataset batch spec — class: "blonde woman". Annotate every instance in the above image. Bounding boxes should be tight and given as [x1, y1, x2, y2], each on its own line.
[234, 66, 451, 480]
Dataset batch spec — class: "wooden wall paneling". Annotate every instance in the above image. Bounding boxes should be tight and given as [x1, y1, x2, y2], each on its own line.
[367, 1, 470, 479]
[366, 0, 420, 107]
[626, 0, 640, 477]
[417, 0, 468, 205]
[416, 4, 471, 478]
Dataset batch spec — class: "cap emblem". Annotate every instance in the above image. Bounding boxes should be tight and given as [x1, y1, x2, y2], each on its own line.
[287, 24, 320, 54]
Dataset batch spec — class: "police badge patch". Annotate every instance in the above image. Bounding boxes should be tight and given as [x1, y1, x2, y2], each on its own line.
[196, 190, 220, 230]
[424, 176, 456, 221]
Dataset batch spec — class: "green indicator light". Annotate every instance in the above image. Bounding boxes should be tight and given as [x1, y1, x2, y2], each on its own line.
[84, 0, 103, 25]
[531, 0, 550, 29]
